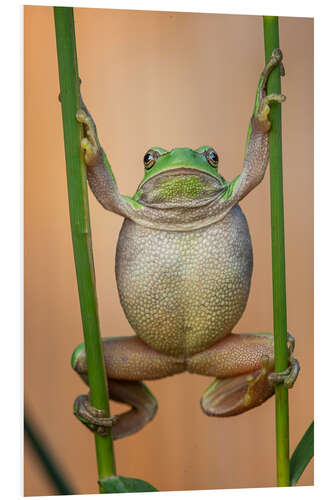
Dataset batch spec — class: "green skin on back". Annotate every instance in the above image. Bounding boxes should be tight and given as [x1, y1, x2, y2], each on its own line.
[71, 48, 299, 441]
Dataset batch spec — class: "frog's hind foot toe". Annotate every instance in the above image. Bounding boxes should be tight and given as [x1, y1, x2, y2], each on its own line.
[268, 332, 300, 388]
[268, 356, 300, 389]
[73, 394, 118, 437]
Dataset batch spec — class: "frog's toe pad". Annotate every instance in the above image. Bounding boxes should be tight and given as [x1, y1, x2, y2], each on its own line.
[73, 394, 118, 437]
[268, 356, 300, 388]
[201, 370, 274, 417]
[76, 108, 90, 125]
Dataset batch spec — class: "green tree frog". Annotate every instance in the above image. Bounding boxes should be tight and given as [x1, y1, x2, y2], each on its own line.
[71, 49, 299, 439]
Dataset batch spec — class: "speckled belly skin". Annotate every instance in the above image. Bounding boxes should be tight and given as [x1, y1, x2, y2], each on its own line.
[115, 204, 253, 357]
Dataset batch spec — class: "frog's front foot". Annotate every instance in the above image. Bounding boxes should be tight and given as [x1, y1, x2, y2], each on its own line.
[76, 108, 100, 166]
[74, 394, 119, 437]
[253, 48, 286, 133]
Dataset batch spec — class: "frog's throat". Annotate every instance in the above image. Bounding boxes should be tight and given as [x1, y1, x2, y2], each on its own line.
[138, 189, 224, 210]
[136, 167, 226, 209]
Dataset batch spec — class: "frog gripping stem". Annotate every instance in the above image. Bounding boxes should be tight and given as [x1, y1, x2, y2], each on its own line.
[74, 394, 119, 437]
[54, 6, 117, 485]
[76, 108, 100, 166]
[196, 332, 299, 417]
[253, 48, 286, 133]
[65, 10, 298, 487]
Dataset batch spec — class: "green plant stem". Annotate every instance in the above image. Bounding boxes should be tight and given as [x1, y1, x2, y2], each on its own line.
[263, 16, 290, 487]
[54, 7, 116, 491]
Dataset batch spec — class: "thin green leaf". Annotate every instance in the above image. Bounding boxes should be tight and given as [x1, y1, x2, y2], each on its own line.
[100, 475, 158, 493]
[290, 421, 314, 486]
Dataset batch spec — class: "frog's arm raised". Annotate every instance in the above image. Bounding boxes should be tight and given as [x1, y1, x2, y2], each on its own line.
[76, 101, 141, 217]
[221, 49, 285, 205]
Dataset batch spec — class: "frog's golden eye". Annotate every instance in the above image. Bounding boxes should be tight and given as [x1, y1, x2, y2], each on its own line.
[144, 149, 160, 169]
[206, 149, 219, 168]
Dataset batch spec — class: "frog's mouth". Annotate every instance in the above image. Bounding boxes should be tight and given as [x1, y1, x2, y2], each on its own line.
[137, 167, 226, 208]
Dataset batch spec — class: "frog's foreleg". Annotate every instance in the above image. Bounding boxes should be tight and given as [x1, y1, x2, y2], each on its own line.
[187, 332, 299, 417]
[76, 101, 126, 216]
[72, 336, 185, 439]
[223, 49, 285, 205]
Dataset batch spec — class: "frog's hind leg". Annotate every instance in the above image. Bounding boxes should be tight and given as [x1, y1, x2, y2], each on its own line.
[72, 336, 185, 439]
[106, 380, 157, 439]
[187, 332, 299, 417]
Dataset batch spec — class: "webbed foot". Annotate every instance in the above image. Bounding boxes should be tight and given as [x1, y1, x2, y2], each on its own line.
[73, 380, 158, 440]
[201, 354, 275, 417]
[198, 331, 299, 417]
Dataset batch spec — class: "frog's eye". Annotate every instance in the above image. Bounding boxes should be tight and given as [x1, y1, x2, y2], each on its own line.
[205, 149, 219, 168]
[144, 149, 160, 169]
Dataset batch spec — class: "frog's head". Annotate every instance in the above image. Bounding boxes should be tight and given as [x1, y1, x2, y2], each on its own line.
[134, 147, 226, 208]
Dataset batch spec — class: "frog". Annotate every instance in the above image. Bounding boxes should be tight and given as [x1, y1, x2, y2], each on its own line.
[71, 48, 299, 439]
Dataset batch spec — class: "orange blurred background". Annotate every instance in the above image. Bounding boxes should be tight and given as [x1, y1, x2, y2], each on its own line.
[24, 6, 313, 496]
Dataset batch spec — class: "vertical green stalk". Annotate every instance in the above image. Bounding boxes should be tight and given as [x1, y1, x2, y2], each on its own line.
[54, 7, 116, 491]
[263, 16, 290, 486]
